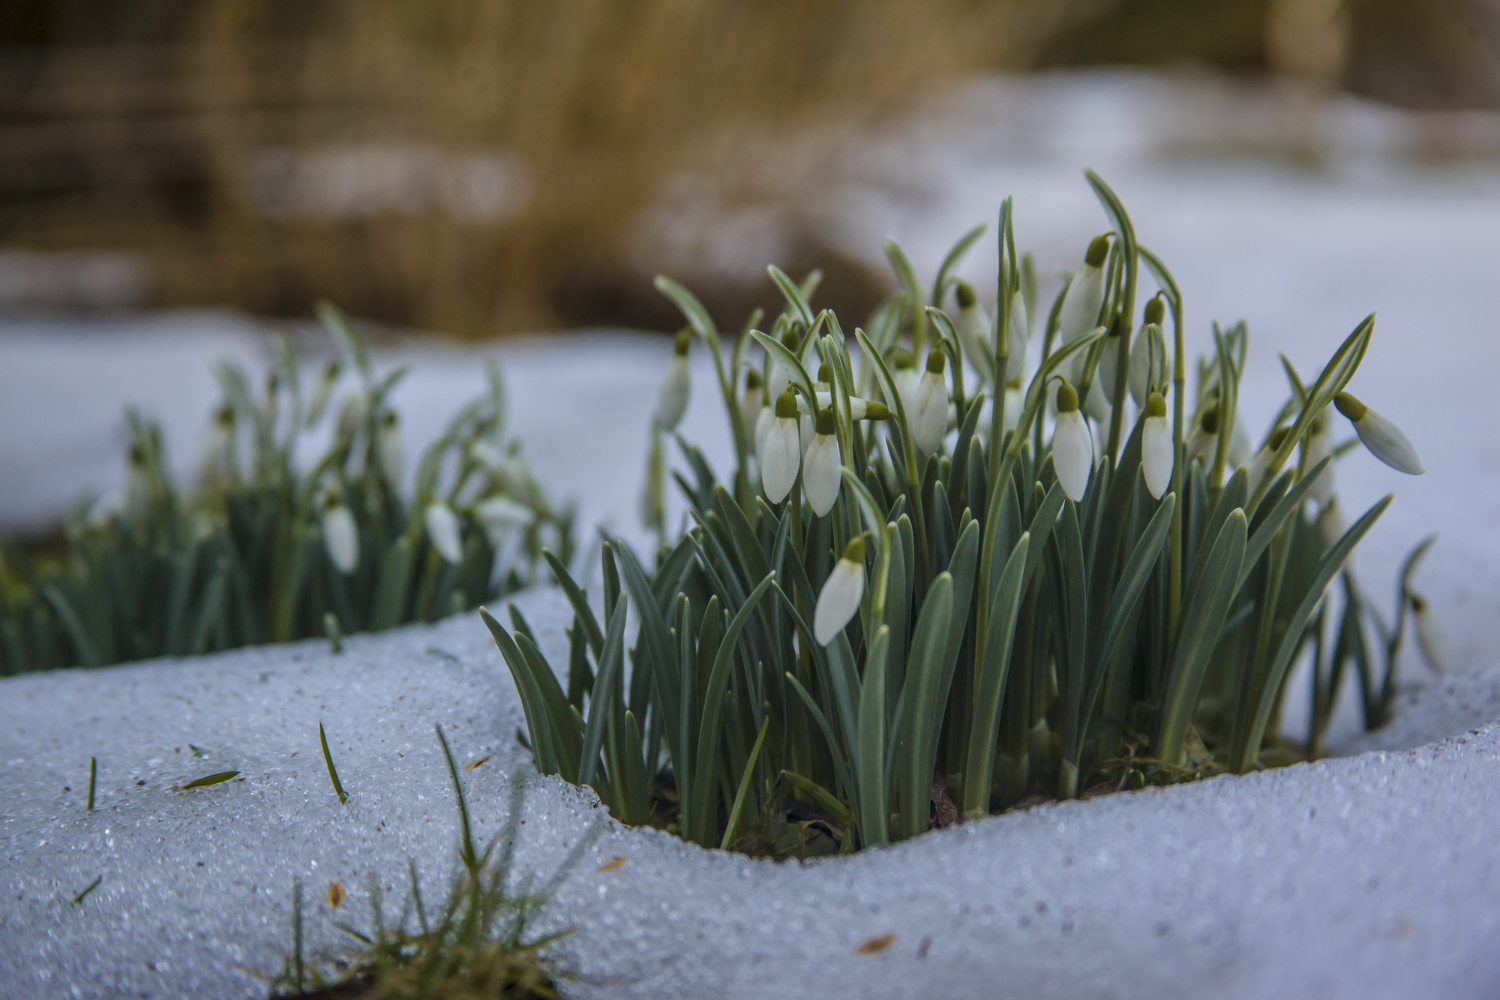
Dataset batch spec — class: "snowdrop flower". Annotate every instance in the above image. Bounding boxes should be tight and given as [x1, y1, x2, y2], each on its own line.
[1246, 427, 1290, 493]
[424, 501, 464, 564]
[802, 408, 842, 516]
[474, 495, 534, 538]
[1410, 594, 1448, 674]
[655, 330, 692, 430]
[123, 444, 151, 526]
[1335, 391, 1423, 475]
[1085, 338, 1119, 425]
[1129, 298, 1171, 406]
[797, 393, 890, 421]
[911, 349, 950, 453]
[304, 357, 341, 427]
[954, 280, 990, 374]
[759, 391, 801, 504]
[197, 404, 237, 491]
[321, 494, 359, 574]
[1052, 379, 1093, 502]
[768, 325, 801, 399]
[337, 389, 370, 440]
[1142, 391, 1173, 499]
[1316, 498, 1346, 550]
[754, 404, 774, 459]
[378, 410, 404, 485]
[892, 349, 919, 414]
[814, 536, 866, 646]
[1304, 414, 1335, 504]
[1228, 412, 1253, 469]
[738, 369, 764, 442]
[1187, 406, 1220, 467]
[1058, 235, 1110, 380]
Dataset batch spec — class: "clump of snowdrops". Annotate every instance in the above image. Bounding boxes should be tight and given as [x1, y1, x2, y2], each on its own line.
[487, 172, 1441, 856]
[0, 303, 571, 674]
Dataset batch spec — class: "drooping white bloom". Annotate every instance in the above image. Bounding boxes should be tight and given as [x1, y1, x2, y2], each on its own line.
[1057, 235, 1110, 381]
[305, 357, 341, 427]
[954, 281, 991, 376]
[1129, 300, 1172, 406]
[1336, 392, 1424, 475]
[796, 392, 889, 421]
[123, 444, 151, 526]
[814, 537, 866, 646]
[892, 349, 919, 415]
[1411, 594, 1448, 674]
[911, 349, 950, 453]
[378, 410, 404, 485]
[759, 391, 802, 504]
[424, 501, 464, 564]
[321, 497, 359, 574]
[197, 404, 237, 492]
[767, 325, 801, 400]
[1142, 391, 1173, 499]
[1228, 413, 1253, 469]
[1316, 498, 1346, 550]
[338, 390, 370, 440]
[754, 405, 774, 458]
[474, 495, 535, 536]
[1304, 415, 1336, 504]
[738, 369, 764, 443]
[1052, 379, 1093, 502]
[1005, 292, 1029, 374]
[802, 409, 842, 517]
[655, 330, 692, 430]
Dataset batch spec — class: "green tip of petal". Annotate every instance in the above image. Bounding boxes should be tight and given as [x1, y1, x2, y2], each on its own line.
[842, 536, 866, 563]
[1146, 391, 1167, 418]
[775, 391, 798, 419]
[815, 408, 836, 435]
[926, 348, 946, 374]
[1198, 405, 1220, 434]
[744, 368, 761, 389]
[1056, 378, 1079, 413]
[1085, 234, 1110, 268]
[955, 281, 976, 309]
[1334, 391, 1368, 422]
[817, 363, 831, 383]
[673, 329, 691, 355]
[1144, 295, 1165, 325]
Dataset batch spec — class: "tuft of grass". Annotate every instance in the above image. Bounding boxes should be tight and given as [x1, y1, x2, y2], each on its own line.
[489, 172, 1438, 855]
[269, 727, 601, 999]
[319, 722, 349, 805]
[86, 756, 96, 812]
[0, 304, 572, 677]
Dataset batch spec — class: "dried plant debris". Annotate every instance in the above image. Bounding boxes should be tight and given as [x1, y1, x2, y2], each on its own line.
[484, 172, 1441, 855]
[0, 302, 572, 675]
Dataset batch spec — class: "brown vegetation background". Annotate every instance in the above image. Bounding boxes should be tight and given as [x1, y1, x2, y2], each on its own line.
[0, 0, 1494, 336]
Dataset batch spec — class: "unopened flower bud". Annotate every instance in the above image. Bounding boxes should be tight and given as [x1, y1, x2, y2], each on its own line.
[1335, 391, 1424, 475]
[1057, 235, 1110, 383]
[305, 357, 341, 427]
[739, 369, 763, 440]
[1142, 391, 1173, 499]
[759, 391, 802, 504]
[802, 408, 842, 516]
[321, 495, 359, 574]
[1410, 593, 1448, 674]
[911, 349, 949, 453]
[814, 537, 866, 645]
[655, 330, 692, 430]
[424, 501, 464, 564]
[1052, 379, 1093, 502]
[378, 410, 404, 485]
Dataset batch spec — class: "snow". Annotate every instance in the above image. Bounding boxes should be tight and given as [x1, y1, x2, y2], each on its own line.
[3, 70, 1499, 998]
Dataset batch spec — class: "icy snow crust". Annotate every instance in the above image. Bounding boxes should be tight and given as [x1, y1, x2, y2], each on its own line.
[4, 590, 1500, 1000]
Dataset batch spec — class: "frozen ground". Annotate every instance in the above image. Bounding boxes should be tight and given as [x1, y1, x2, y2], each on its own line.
[3, 71, 1500, 998]
[4, 591, 1500, 1000]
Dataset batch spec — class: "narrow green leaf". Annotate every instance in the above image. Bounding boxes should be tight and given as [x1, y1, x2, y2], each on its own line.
[318, 722, 348, 804]
[182, 770, 239, 789]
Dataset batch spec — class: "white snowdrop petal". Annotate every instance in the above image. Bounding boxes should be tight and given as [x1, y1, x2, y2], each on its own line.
[754, 406, 773, 457]
[957, 302, 990, 373]
[1356, 411, 1425, 475]
[1306, 427, 1336, 504]
[322, 505, 360, 574]
[1084, 380, 1112, 425]
[655, 355, 691, 430]
[1007, 294, 1029, 373]
[1053, 410, 1093, 502]
[424, 502, 464, 564]
[802, 434, 842, 517]
[475, 496, 534, 532]
[912, 372, 948, 452]
[1229, 415, 1253, 469]
[1142, 416, 1173, 499]
[768, 363, 791, 401]
[814, 558, 865, 646]
[1128, 329, 1171, 407]
[760, 418, 801, 503]
[1057, 264, 1105, 346]
[1316, 500, 1346, 550]
[378, 420, 404, 485]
